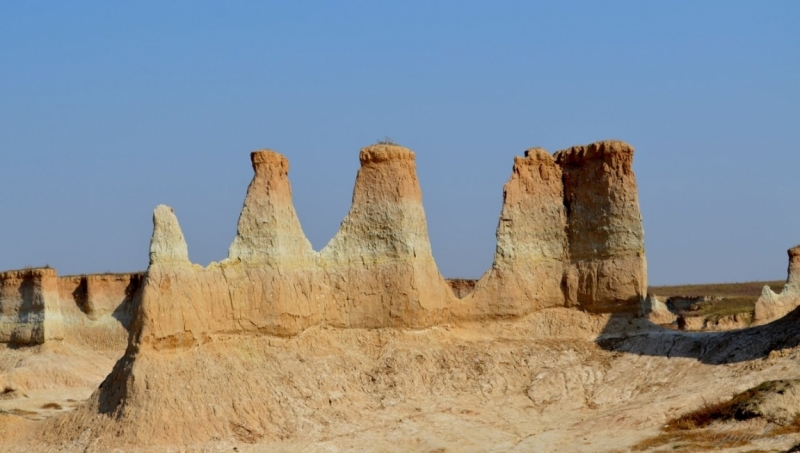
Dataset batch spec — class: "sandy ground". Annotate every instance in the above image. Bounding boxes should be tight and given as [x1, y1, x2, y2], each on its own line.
[2, 309, 800, 452]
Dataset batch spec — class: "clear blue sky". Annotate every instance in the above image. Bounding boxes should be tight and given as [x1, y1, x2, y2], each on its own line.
[1, 1, 797, 285]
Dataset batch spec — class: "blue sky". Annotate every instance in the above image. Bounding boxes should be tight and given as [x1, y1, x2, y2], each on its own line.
[0, 1, 798, 285]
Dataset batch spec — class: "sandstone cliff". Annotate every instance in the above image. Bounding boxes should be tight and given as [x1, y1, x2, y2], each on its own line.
[754, 245, 800, 325]
[57, 273, 142, 349]
[555, 140, 647, 313]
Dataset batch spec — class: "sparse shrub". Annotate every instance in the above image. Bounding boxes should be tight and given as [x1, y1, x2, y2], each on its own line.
[666, 381, 792, 431]
[41, 402, 62, 410]
[376, 136, 396, 145]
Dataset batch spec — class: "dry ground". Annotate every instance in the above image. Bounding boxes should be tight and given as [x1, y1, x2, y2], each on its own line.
[2, 288, 800, 451]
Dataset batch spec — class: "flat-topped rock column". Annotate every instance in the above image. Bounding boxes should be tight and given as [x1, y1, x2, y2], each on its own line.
[555, 140, 647, 313]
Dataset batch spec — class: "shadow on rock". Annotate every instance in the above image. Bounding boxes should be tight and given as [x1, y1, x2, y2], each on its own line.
[596, 305, 800, 365]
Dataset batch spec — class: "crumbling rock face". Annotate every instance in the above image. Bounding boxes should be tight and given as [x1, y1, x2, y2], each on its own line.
[137, 145, 454, 348]
[138, 195, 322, 348]
[555, 141, 647, 313]
[446, 279, 476, 299]
[754, 246, 800, 325]
[457, 148, 568, 319]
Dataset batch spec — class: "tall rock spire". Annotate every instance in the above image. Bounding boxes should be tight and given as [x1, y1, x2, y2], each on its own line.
[460, 148, 568, 318]
[320, 143, 453, 328]
[555, 140, 647, 313]
[228, 150, 315, 266]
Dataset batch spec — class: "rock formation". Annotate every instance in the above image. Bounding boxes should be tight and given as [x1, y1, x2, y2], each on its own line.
[754, 245, 800, 325]
[320, 144, 452, 328]
[0, 268, 140, 348]
[137, 187, 322, 348]
[0, 268, 60, 345]
[640, 294, 676, 325]
[228, 150, 316, 266]
[2, 140, 650, 351]
[0, 140, 660, 450]
[134, 140, 648, 345]
[457, 148, 568, 319]
[555, 140, 647, 313]
[58, 274, 142, 323]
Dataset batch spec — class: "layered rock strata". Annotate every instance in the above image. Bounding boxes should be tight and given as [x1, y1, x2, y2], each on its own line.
[754, 245, 800, 325]
[57, 273, 143, 348]
[555, 140, 647, 313]
[58, 274, 143, 322]
[0, 268, 141, 347]
[137, 145, 453, 349]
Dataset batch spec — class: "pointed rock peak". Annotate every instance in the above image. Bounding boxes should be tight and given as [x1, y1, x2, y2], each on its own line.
[359, 143, 414, 165]
[554, 140, 634, 165]
[149, 205, 190, 266]
[251, 149, 289, 176]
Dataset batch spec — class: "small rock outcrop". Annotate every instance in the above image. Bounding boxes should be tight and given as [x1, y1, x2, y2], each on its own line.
[640, 294, 676, 325]
[754, 245, 800, 325]
[555, 141, 647, 313]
